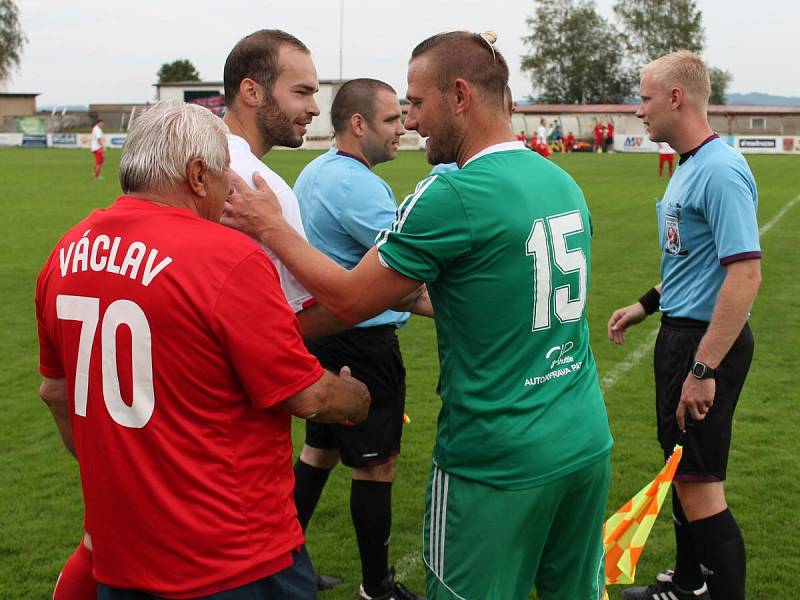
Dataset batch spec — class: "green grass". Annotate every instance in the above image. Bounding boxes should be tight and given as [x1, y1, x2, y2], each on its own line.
[1, 148, 798, 599]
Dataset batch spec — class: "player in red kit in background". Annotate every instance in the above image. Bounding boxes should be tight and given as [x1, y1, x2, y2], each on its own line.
[659, 141, 676, 176]
[90, 118, 105, 179]
[605, 121, 615, 153]
[594, 121, 606, 153]
[565, 131, 575, 152]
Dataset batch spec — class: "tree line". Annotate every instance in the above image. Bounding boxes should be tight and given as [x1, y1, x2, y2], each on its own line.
[1, 0, 732, 105]
[521, 0, 732, 104]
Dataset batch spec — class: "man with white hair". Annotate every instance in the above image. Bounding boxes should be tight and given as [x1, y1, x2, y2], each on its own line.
[36, 100, 370, 599]
[609, 51, 760, 600]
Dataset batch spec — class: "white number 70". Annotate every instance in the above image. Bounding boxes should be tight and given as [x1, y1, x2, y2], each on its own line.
[56, 295, 155, 428]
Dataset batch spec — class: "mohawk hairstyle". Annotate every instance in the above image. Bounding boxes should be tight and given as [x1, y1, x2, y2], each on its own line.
[410, 31, 509, 110]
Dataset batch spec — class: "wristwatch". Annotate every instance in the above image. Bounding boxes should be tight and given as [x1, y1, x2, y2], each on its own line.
[691, 360, 716, 380]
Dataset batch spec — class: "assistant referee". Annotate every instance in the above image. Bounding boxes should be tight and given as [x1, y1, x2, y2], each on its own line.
[609, 51, 761, 600]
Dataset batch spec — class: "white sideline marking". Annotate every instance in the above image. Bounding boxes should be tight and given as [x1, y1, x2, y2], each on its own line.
[600, 326, 660, 392]
[395, 549, 421, 579]
[601, 192, 798, 393]
[759, 194, 800, 236]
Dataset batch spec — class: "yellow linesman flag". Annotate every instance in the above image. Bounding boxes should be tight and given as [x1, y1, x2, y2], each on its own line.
[603, 445, 683, 585]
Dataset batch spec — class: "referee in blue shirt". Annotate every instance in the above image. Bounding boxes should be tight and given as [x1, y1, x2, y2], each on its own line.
[609, 52, 761, 600]
[291, 78, 423, 600]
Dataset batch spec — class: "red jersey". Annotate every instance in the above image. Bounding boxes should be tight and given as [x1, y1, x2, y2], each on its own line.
[536, 142, 551, 158]
[594, 124, 606, 141]
[606, 123, 614, 139]
[36, 197, 324, 598]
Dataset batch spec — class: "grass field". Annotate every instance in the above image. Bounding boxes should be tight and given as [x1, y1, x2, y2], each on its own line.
[1, 147, 798, 599]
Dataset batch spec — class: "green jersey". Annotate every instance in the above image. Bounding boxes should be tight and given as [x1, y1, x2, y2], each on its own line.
[376, 142, 612, 489]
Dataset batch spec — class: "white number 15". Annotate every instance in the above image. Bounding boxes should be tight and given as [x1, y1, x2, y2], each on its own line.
[525, 211, 587, 331]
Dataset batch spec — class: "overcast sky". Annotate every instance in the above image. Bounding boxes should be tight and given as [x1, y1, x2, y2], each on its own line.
[9, 0, 800, 107]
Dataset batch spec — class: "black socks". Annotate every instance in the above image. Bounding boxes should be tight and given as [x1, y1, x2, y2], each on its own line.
[293, 459, 331, 531]
[294, 460, 396, 597]
[671, 490, 705, 590]
[671, 488, 746, 600]
[351, 479, 393, 597]
[690, 508, 746, 600]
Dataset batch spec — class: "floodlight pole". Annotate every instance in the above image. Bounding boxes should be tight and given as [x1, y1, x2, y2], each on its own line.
[339, 0, 344, 80]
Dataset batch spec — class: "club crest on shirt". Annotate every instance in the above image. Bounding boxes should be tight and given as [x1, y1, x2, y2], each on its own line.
[665, 213, 681, 255]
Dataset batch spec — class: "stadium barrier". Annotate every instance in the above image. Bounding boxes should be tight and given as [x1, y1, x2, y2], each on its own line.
[49, 133, 82, 148]
[25, 131, 424, 151]
[0, 133, 23, 146]
[299, 131, 423, 151]
[2, 131, 797, 154]
[22, 134, 47, 147]
[0, 133, 129, 148]
[616, 134, 660, 153]
[616, 134, 800, 154]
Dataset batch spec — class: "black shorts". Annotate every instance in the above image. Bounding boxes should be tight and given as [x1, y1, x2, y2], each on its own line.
[654, 315, 754, 481]
[305, 325, 405, 468]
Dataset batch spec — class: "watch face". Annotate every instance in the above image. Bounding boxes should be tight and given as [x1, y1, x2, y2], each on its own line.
[692, 363, 705, 378]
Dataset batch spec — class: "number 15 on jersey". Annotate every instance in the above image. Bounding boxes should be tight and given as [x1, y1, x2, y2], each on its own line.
[525, 210, 587, 332]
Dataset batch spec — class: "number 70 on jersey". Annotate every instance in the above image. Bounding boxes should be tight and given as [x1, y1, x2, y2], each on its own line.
[56, 295, 155, 429]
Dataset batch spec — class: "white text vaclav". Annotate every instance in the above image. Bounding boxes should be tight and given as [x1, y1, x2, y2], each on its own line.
[59, 229, 172, 287]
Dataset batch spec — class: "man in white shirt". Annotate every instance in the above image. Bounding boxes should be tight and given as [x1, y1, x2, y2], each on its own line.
[222, 29, 344, 338]
[536, 117, 547, 147]
[90, 118, 105, 179]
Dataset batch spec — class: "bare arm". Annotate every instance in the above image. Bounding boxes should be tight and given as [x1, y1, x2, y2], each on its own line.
[409, 285, 434, 318]
[392, 284, 434, 318]
[222, 171, 423, 324]
[281, 366, 370, 424]
[296, 302, 349, 340]
[694, 260, 760, 367]
[607, 283, 662, 344]
[40, 377, 74, 457]
[676, 259, 761, 428]
[297, 285, 433, 341]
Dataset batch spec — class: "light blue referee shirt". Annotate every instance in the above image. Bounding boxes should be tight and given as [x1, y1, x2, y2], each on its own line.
[295, 147, 410, 328]
[657, 135, 761, 322]
[429, 162, 458, 175]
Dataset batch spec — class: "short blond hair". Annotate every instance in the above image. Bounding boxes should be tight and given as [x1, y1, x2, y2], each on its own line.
[642, 50, 711, 112]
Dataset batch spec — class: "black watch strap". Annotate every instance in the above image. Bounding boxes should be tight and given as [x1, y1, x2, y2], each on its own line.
[691, 360, 716, 380]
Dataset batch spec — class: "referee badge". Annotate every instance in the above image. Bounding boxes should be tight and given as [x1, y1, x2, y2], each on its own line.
[665, 213, 681, 255]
